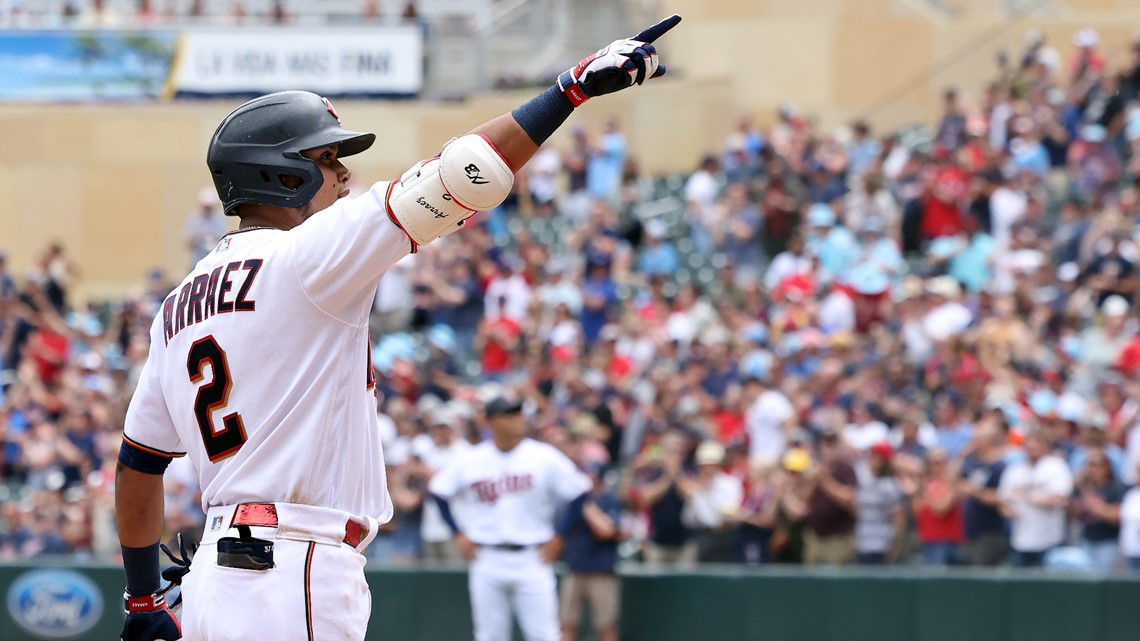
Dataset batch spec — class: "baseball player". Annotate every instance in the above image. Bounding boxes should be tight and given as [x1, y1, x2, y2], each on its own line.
[430, 396, 592, 641]
[114, 14, 682, 641]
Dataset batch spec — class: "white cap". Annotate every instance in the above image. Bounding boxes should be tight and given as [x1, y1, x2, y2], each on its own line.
[1057, 262, 1080, 283]
[925, 276, 961, 299]
[1102, 294, 1130, 318]
[645, 218, 669, 240]
[695, 441, 726, 466]
[198, 187, 217, 208]
[1073, 28, 1099, 48]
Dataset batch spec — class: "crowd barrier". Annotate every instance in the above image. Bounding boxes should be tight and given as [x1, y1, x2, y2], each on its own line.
[2, 561, 1138, 640]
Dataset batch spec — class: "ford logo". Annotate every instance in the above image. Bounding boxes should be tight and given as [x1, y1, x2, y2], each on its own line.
[6, 569, 104, 639]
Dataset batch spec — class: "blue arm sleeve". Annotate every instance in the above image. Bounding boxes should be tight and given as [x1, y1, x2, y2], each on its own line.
[122, 543, 161, 597]
[432, 494, 461, 535]
[556, 492, 589, 538]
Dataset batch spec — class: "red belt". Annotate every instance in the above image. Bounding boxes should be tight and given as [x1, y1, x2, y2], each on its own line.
[232, 503, 368, 548]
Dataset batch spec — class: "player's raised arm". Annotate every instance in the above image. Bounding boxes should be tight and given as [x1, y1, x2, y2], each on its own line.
[381, 14, 683, 250]
[467, 14, 681, 172]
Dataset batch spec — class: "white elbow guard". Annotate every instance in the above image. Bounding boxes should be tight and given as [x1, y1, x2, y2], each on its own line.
[386, 134, 514, 249]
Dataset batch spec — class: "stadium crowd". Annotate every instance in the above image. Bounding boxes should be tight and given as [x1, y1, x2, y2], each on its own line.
[5, 28, 1140, 582]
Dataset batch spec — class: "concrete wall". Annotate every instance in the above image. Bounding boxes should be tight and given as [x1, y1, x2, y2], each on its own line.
[2, 0, 1140, 297]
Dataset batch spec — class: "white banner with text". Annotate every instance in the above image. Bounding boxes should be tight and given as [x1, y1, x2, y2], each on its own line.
[172, 27, 422, 97]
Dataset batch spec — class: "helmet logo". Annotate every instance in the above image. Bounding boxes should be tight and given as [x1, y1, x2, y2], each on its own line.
[322, 97, 340, 123]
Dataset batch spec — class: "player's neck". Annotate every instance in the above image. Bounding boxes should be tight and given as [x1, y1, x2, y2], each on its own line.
[238, 205, 303, 231]
[492, 435, 523, 452]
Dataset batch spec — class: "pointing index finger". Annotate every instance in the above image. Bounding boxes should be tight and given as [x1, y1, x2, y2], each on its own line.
[632, 14, 682, 44]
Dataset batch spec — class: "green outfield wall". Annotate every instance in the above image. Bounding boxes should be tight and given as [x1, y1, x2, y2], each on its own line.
[2, 562, 1137, 641]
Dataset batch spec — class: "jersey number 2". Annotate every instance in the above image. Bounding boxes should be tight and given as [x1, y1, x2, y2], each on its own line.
[187, 336, 247, 462]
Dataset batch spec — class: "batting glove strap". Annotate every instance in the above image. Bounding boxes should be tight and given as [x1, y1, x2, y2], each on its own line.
[557, 69, 590, 107]
[124, 592, 167, 614]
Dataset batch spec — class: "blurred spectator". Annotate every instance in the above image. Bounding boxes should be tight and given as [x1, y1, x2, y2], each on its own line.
[714, 183, 765, 284]
[1070, 28, 1105, 83]
[855, 442, 905, 564]
[184, 188, 229, 267]
[743, 375, 795, 465]
[722, 115, 764, 182]
[685, 155, 721, 254]
[637, 219, 679, 277]
[935, 88, 967, 152]
[0, 250, 14, 299]
[1070, 446, 1125, 571]
[958, 422, 1009, 566]
[475, 296, 521, 382]
[269, 0, 291, 23]
[587, 120, 627, 202]
[735, 461, 781, 564]
[999, 432, 1074, 567]
[528, 144, 562, 217]
[1120, 463, 1140, 569]
[230, 0, 246, 24]
[912, 448, 964, 565]
[847, 121, 881, 181]
[802, 430, 858, 565]
[623, 431, 694, 565]
[484, 257, 532, 323]
[416, 407, 471, 562]
[680, 441, 743, 563]
[559, 463, 622, 641]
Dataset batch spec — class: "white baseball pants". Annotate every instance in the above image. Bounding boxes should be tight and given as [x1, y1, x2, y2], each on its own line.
[469, 547, 559, 641]
[179, 504, 378, 641]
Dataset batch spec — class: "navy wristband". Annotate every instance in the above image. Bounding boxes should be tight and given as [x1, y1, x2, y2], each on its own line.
[122, 542, 161, 597]
[511, 85, 575, 147]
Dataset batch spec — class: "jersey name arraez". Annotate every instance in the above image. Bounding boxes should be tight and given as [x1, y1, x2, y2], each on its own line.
[123, 181, 411, 521]
[162, 259, 263, 345]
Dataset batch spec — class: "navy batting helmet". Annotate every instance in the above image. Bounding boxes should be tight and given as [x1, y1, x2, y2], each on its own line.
[207, 91, 376, 216]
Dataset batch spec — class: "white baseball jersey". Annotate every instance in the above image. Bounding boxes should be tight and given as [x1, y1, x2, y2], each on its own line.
[123, 180, 411, 522]
[428, 438, 590, 545]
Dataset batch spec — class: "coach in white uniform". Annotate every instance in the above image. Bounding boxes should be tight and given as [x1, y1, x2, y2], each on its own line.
[430, 396, 591, 641]
[115, 15, 680, 641]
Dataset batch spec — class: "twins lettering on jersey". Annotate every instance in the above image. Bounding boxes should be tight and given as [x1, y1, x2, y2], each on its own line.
[162, 259, 264, 345]
[470, 474, 534, 503]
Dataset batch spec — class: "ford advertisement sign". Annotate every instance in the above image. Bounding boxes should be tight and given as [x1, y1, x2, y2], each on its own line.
[7, 569, 104, 639]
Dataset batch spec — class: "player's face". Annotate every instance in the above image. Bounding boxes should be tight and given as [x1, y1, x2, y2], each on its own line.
[490, 412, 527, 441]
[298, 145, 352, 221]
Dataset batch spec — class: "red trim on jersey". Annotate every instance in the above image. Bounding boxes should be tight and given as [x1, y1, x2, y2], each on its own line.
[304, 542, 316, 641]
[122, 435, 186, 459]
[476, 134, 514, 172]
[383, 180, 419, 254]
